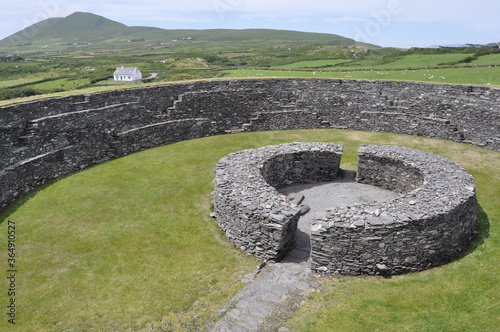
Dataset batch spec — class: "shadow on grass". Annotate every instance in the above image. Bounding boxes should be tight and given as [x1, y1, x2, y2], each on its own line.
[461, 204, 490, 257]
[0, 176, 65, 226]
[0, 189, 41, 226]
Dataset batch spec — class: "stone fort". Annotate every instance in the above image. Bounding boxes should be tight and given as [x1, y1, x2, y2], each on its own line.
[1, 78, 498, 273]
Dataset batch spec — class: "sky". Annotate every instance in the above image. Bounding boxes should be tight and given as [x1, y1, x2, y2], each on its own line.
[1, 0, 499, 48]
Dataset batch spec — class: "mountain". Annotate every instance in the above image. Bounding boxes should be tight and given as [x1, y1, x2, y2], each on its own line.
[1, 12, 128, 46]
[0, 12, 374, 50]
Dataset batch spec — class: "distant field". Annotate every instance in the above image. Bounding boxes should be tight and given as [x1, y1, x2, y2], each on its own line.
[0, 75, 55, 88]
[473, 53, 500, 64]
[278, 59, 350, 69]
[278, 54, 478, 70]
[226, 66, 500, 86]
[28, 77, 91, 92]
[372, 53, 475, 68]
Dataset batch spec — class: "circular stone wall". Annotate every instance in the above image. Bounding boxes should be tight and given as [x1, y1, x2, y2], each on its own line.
[213, 143, 477, 275]
[1, 78, 495, 216]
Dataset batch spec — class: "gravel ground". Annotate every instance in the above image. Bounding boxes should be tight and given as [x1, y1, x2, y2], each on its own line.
[280, 170, 399, 263]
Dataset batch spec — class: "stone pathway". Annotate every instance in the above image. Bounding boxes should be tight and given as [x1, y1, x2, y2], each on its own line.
[210, 171, 398, 331]
[210, 259, 316, 332]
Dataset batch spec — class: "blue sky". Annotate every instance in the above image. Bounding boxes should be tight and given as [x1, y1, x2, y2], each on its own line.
[1, 0, 499, 48]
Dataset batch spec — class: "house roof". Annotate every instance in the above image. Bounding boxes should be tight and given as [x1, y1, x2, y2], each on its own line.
[114, 66, 140, 75]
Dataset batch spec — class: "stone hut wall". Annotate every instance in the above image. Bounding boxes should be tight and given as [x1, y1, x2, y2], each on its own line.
[212, 143, 343, 260]
[1, 78, 498, 212]
[310, 145, 477, 275]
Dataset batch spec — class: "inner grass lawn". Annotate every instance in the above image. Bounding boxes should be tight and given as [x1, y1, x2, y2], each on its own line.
[0, 129, 498, 331]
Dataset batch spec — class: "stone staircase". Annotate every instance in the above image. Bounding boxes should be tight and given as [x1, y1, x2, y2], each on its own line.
[224, 109, 331, 134]
[15, 120, 39, 149]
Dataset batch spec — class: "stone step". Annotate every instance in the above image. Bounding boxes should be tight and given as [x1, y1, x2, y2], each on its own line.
[12, 147, 29, 153]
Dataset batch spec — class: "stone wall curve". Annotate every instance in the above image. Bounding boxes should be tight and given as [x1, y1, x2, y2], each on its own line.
[0, 78, 497, 213]
[311, 144, 477, 275]
[213, 143, 477, 274]
[212, 142, 343, 260]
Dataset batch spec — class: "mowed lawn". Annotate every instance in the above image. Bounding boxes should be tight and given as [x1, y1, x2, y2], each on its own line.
[0, 129, 499, 331]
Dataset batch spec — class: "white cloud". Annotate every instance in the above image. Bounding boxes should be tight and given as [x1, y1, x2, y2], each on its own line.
[141, 14, 214, 24]
[292, 17, 311, 24]
[2, 0, 500, 45]
[325, 16, 368, 24]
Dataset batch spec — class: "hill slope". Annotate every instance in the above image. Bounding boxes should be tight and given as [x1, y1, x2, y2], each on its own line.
[0, 12, 371, 50]
[1, 12, 128, 46]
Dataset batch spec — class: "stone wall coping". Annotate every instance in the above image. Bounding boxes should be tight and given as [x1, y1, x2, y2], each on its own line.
[214, 142, 343, 220]
[312, 144, 476, 231]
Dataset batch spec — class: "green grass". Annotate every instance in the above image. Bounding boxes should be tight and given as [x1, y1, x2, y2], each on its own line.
[284, 130, 500, 332]
[0, 74, 58, 89]
[372, 53, 475, 68]
[226, 66, 500, 86]
[28, 77, 91, 92]
[472, 53, 500, 65]
[278, 59, 350, 69]
[0, 129, 499, 331]
[0, 136, 260, 331]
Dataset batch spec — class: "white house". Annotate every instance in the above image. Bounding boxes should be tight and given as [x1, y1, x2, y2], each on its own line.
[113, 66, 142, 81]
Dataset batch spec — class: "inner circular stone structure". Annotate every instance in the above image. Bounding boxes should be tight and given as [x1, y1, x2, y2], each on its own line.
[212, 143, 478, 275]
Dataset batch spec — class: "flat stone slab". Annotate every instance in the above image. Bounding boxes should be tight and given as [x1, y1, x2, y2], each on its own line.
[210, 260, 315, 332]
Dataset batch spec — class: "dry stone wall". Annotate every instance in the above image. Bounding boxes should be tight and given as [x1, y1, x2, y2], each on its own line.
[311, 145, 477, 275]
[213, 143, 477, 275]
[212, 143, 343, 260]
[1, 78, 498, 212]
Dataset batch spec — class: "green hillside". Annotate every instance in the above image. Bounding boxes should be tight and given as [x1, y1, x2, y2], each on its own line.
[35, 12, 128, 40]
[2, 11, 499, 104]
[0, 12, 127, 47]
[0, 12, 366, 51]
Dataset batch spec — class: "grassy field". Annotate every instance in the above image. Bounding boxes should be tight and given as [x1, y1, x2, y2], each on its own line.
[0, 74, 59, 89]
[0, 135, 260, 331]
[370, 53, 475, 67]
[0, 130, 499, 331]
[226, 66, 500, 86]
[472, 53, 500, 65]
[274, 52, 500, 71]
[27, 77, 91, 92]
[278, 59, 350, 69]
[1, 42, 499, 103]
[277, 54, 477, 70]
